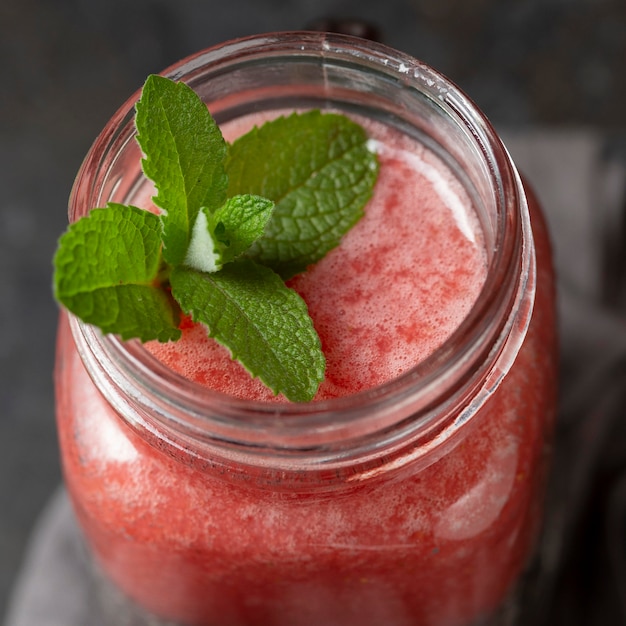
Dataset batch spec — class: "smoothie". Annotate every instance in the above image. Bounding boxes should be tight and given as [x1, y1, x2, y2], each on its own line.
[54, 34, 558, 626]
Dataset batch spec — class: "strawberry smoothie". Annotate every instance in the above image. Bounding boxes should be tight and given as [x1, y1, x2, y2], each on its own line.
[54, 34, 557, 626]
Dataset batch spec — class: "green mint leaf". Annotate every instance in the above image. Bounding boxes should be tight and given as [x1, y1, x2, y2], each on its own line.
[53, 204, 181, 342]
[170, 260, 325, 402]
[226, 110, 379, 278]
[184, 195, 274, 273]
[211, 195, 275, 263]
[136, 74, 228, 266]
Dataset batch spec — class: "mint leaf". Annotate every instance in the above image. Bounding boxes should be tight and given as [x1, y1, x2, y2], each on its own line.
[170, 260, 325, 402]
[184, 195, 274, 273]
[136, 74, 228, 266]
[210, 195, 275, 264]
[53, 204, 180, 342]
[226, 110, 379, 278]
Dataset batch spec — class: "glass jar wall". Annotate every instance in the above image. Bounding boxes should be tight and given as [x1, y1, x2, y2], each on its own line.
[54, 32, 558, 626]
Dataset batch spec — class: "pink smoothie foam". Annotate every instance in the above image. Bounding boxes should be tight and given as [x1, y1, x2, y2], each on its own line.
[146, 114, 488, 400]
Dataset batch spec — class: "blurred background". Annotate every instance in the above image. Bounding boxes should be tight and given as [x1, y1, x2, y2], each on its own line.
[1, 0, 625, 623]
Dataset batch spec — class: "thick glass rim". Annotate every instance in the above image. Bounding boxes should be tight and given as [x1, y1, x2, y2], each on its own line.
[68, 32, 535, 473]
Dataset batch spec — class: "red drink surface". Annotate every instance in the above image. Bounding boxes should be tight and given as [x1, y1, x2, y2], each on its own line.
[147, 115, 487, 400]
[55, 111, 557, 626]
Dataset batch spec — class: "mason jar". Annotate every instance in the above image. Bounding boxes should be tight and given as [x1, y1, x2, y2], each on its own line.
[54, 31, 558, 626]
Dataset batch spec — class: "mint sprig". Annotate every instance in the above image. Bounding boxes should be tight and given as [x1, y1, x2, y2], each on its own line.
[53, 74, 379, 402]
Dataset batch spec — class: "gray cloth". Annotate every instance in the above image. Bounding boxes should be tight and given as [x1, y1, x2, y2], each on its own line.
[4, 130, 626, 625]
[2, 489, 102, 626]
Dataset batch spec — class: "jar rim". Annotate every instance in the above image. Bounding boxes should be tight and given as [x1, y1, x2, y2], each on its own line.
[68, 31, 535, 476]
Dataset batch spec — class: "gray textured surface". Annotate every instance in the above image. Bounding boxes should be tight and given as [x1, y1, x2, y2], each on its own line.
[1, 0, 625, 622]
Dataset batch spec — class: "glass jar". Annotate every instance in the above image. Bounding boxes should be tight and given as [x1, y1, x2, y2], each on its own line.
[54, 32, 558, 626]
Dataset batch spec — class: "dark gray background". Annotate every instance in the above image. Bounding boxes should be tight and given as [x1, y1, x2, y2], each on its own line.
[1, 0, 624, 622]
